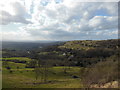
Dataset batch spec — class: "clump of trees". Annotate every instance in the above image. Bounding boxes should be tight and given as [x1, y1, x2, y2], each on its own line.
[80, 55, 119, 88]
[27, 52, 50, 83]
[34, 60, 49, 83]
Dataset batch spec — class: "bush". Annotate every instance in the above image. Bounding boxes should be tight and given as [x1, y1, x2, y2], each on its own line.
[9, 70, 13, 73]
[6, 66, 11, 70]
[80, 55, 118, 88]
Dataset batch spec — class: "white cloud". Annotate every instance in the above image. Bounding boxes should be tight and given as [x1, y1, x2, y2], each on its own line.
[0, 10, 31, 25]
[0, 0, 118, 41]
[0, 0, 31, 25]
[89, 16, 118, 30]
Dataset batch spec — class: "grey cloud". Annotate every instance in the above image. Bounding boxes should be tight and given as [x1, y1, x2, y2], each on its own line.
[89, 16, 118, 31]
[0, 10, 31, 25]
[0, 2, 31, 25]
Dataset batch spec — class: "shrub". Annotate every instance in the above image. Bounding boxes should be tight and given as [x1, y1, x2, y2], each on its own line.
[80, 55, 118, 88]
[6, 66, 11, 70]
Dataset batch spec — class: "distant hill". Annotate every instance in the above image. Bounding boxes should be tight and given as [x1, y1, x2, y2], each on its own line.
[2, 41, 64, 50]
[59, 39, 119, 50]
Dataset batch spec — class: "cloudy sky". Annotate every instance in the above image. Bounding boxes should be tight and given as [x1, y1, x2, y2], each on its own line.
[0, 0, 119, 41]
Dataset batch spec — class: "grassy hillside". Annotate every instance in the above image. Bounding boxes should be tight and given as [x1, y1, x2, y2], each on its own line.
[59, 39, 119, 50]
[3, 65, 82, 88]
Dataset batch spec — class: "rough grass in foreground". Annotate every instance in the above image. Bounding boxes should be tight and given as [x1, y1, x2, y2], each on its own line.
[2, 65, 83, 88]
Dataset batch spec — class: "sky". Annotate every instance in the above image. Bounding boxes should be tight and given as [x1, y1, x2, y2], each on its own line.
[0, 0, 119, 41]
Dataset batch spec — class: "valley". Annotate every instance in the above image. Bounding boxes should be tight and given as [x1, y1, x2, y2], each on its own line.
[1, 39, 119, 88]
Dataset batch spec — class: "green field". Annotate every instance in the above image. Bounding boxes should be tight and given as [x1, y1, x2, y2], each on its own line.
[2, 57, 83, 88]
[1, 57, 31, 62]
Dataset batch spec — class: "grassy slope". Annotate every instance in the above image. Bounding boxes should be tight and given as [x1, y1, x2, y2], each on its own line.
[3, 65, 83, 88]
[2, 57, 82, 88]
